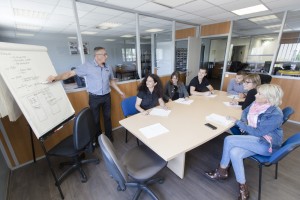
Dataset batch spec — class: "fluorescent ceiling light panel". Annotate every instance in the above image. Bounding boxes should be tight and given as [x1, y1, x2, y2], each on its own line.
[232, 4, 268, 16]
[81, 31, 97, 35]
[248, 15, 278, 24]
[98, 22, 121, 28]
[104, 39, 116, 41]
[68, 36, 77, 39]
[145, 28, 164, 33]
[264, 24, 281, 29]
[16, 24, 41, 30]
[14, 8, 48, 19]
[153, 0, 195, 8]
[120, 34, 135, 38]
[16, 33, 35, 37]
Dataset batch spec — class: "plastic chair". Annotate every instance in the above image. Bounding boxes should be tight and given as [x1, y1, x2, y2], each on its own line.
[121, 96, 139, 144]
[98, 134, 167, 200]
[282, 106, 294, 124]
[248, 132, 300, 200]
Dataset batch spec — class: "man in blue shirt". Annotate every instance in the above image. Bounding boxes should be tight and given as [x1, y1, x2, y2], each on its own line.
[227, 70, 247, 98]
[47, 47, 125, 143]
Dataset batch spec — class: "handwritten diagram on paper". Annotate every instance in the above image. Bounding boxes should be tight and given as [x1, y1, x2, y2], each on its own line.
[0, 43, 75, 138]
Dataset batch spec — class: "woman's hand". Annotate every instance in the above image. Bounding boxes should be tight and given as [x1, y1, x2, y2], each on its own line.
[226, 116, 237, 123]
[184, 97, 189, 100]
[161, 105, 169, 110]
[142, 110, 150, 115]
[230, 99, 238, 105]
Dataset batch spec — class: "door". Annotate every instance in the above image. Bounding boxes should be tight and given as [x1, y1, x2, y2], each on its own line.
[186, 37, 201, 85]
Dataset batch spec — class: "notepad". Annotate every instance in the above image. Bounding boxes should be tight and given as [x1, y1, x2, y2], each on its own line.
[174, 98, 194, 105]
[223, 102, 242, 108]
[227, 95, 239, 99]
[207, 94, 217, 98]
[149, 108, 171, 117]
[206, 113, 233, 126]
[139, 123, 169, 138]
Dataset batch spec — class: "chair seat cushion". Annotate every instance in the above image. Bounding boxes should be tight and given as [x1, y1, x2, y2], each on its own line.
[250, 154, 271, 164]
[48, 135, 78, 157]
[122, 145, 167, 181]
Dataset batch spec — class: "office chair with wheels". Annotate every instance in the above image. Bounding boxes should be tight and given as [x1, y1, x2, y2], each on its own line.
[99, 134, 167, 200]
[282, 106, 294, 124]
[47, 107, 100, 185]
[121, 96, 139, 144]
[248, 132, 300, 200]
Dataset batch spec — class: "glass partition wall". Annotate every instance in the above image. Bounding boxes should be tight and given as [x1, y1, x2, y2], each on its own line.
[228, 12, 285, 74]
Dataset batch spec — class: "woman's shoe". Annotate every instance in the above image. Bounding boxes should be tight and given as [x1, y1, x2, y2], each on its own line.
[205, 165, 229, 180]
[238, 183, 250, 200]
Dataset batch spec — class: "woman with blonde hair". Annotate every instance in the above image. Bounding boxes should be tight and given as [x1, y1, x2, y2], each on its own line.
[205, 84, 284, 200]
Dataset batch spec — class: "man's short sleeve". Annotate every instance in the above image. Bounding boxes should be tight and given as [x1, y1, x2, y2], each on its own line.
[74, 63, 87, 77]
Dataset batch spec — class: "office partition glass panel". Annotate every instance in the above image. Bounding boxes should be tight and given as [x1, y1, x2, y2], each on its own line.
[273, 10, 300, 77]
[77, 2, 137, 82]
[139, 15, 173, 77]
[228, 12, 284, 74]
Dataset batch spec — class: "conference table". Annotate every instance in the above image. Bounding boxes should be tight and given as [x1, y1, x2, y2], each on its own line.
[119, 91, 242, 179]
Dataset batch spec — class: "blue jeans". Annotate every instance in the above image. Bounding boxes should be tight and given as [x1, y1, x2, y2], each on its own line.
[220, 135, 271, 184]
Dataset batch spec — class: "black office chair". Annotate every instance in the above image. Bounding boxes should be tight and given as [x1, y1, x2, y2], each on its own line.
[47, 107, 99, 185]
[99, 134, 167, 200]
[282, 106, 294, 124]
[258, 74, 272, 84]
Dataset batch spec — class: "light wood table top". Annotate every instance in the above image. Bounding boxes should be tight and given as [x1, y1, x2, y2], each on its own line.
[119, 90, 242, 178]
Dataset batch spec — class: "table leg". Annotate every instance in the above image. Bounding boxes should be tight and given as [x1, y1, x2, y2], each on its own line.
[167, 153, 185, 179]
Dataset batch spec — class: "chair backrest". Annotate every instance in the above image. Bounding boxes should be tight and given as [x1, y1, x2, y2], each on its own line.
[98, 135, 128, 190]
[259, 73, 272, 84]
[269, 133, 300, 164]
[282, 106, 294, 124]
[73, 107, 97, 151]
[121, 96, 138, 117]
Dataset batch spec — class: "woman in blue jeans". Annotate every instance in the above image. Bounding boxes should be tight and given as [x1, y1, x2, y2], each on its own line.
[205, 84, 284, 200]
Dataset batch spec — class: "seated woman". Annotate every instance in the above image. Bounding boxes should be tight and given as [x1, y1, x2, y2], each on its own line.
[135, 74, 167, 115]
[230, 74, 261, 110]
[205, 84, 284, 200]
[163, 71, 189, 102]
[227, 71, 247, 98]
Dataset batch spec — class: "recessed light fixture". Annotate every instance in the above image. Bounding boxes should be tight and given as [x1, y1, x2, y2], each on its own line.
[16, 33, 35, 37]
[97, 22, 121, 30]
[104, 39, 116, 41]
[232, 4, 268, 16]
[16, 24, 41, 31]
[120, 34, 135, 38]
[264, 24, 281, 29]
[14, 8, 48, 19]
[248, 15, 278, 24]
[81, 31, 97, 35]
[145, 28, 163, 33]
[68, 36, 77, 39]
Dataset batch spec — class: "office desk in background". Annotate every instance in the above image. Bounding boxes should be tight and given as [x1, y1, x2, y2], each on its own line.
[278, 70, 300, 77]
[115, 68, 137, 80]
[119, 91, 242, 179]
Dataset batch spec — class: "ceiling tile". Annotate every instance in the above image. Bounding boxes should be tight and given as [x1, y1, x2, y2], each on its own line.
[220, 0, 261, 11]
[105, 0, 148, 9]
[176, 0, 213, 12]
[134, 2, 169, 13]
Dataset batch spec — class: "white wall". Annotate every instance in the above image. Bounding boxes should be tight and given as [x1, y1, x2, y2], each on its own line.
[0, 34, 135, 74]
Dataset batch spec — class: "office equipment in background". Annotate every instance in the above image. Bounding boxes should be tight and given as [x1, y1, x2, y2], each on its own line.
[99, 134, 167, 200]
[70, 67, 86, 88]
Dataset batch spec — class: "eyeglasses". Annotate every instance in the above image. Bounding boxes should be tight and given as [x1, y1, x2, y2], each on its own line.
[95, 53, 108, 56]
[244, 81, 253, 84]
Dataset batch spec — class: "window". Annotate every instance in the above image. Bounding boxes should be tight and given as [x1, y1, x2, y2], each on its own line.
[122, 48, 136, 62]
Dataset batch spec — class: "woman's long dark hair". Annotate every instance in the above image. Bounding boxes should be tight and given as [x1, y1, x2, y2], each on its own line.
[138, 74, 163, 97]
[170, 71, 181, 85]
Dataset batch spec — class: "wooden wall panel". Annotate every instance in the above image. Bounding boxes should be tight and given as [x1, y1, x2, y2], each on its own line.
[223, 73, 300, 122]
[176, 28, 196, 39]
[201, 21, 231, 36]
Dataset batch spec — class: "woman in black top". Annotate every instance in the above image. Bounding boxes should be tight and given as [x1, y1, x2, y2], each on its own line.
[230, 73, 261, 135]
[135, 74, 167, 115]
[163, 71, 189, 102]
[231, 74, 261, 110]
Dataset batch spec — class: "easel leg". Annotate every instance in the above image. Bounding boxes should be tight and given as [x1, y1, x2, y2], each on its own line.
[29, 126, 36, 163]
[39, 139, 65, 199]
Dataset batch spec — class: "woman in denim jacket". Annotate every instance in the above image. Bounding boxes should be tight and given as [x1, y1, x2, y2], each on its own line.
[205, 84, 284, 200]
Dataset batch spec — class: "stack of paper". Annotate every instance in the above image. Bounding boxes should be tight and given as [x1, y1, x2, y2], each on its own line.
[174, 98, 194, 105]
[223, 102, 241, 108]
[149, 108, 171, 117]
[206, 113, 233, 126]
[207, 94, 217, 98]
[227, 95, 239, 99]
[139, 123, 169, 139]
